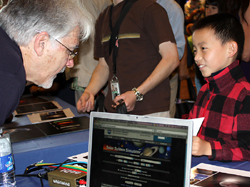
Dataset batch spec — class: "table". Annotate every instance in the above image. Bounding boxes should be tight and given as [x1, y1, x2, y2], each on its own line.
[15, 154, 250, 187]
[2, 96, 90, 175]
[7, 98, 250, 186]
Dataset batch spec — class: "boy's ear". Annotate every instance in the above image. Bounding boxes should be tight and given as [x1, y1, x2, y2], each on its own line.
[228, 41, 238, 58]
[34, 32, 50, 56]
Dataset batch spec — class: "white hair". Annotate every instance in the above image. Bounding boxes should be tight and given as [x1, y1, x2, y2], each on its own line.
[0, 0, 93, 46]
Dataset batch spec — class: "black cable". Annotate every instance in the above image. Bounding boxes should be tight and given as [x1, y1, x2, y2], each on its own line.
[16, 173, 45, 187]
[15, 160, 80, 187]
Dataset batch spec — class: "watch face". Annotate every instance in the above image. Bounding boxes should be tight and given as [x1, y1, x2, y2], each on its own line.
[132, 88, 143, 101]
[139, 96, 143, 101]
[136, 93, 143, 101]
[137, 96, 143, 101]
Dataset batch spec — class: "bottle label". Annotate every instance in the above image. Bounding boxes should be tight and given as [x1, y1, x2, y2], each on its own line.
[0, 154, 14, 173]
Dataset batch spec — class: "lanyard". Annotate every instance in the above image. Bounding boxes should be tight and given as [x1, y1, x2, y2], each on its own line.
[108, 0, 137, 75]
[109, 0, 129, 34]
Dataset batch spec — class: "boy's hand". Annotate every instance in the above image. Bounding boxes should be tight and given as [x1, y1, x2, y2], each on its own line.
[192, 136, 212, 156]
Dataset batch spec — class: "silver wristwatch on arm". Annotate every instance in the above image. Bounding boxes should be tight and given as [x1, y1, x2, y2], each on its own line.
[132, 87, 143, 101]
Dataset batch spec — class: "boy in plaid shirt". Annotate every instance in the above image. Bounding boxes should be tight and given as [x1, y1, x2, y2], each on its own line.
[189, 13, 250, 161]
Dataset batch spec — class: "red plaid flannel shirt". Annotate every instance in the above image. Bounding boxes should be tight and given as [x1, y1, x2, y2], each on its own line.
[189, 60, 250, 161]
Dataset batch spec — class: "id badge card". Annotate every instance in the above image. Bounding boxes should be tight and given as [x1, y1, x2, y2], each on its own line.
[110, 75, 121, 100]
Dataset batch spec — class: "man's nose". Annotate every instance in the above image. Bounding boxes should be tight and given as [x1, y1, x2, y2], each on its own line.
[66, 58, 74, 68]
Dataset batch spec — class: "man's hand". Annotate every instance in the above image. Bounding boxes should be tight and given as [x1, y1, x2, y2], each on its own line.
[113, 91, 137, 112]
[192, 136, 212, 156]
[76, 57, 109, 113]
[77, 92, 95, 113]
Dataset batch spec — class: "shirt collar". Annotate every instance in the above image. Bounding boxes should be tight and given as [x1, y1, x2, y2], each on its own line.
[205, 60, 242, 93]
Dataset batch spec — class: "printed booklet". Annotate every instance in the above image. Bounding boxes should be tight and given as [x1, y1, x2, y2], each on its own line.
[190, 163, 250, 186]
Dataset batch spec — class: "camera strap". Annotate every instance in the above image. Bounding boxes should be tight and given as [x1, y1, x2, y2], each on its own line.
[109, 0, 137, 75]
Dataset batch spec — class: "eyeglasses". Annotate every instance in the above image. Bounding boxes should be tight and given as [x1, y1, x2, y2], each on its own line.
[35, 30, 78, 60]
[54, 38, 78, 60]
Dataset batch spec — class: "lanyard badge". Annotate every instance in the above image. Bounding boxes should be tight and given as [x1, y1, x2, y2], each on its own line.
[110, 75, 121, 100]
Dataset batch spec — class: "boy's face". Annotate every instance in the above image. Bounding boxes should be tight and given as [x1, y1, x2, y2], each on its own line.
[193, 28, 233, 77]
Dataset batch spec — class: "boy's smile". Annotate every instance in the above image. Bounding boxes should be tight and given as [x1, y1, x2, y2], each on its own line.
[193, 28, 234, 77]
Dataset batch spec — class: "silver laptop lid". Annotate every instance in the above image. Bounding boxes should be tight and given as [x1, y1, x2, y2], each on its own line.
[87, 112, 193, 187]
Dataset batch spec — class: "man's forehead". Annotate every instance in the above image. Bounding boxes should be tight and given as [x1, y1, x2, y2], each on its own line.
[64, 26, 80, 39]
[63, 30, 80, 47]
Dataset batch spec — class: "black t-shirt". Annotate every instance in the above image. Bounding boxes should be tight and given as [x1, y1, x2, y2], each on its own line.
[0, 27, 26, 126]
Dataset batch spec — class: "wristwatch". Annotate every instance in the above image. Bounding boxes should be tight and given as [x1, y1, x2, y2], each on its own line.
[132, 88, 144, 101]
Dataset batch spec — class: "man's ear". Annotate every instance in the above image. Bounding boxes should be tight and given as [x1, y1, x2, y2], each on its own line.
[228, 41, 238, 58]
[34, 32, 50, 56]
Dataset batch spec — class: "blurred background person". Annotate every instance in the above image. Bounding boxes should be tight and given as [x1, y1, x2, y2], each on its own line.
[185, 0, 205, 36]
[157, 0, 189, 118]
[228, 0, 250, 82]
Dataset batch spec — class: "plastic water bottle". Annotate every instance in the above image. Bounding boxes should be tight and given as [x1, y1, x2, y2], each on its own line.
[0, 128, 16, 187]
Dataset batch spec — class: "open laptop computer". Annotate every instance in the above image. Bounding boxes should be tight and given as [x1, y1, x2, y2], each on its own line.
[87, 112, 193, 187]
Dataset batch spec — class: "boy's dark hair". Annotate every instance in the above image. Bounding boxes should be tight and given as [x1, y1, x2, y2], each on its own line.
[205, 0, 227, 13]
[192, 13, 244, 60]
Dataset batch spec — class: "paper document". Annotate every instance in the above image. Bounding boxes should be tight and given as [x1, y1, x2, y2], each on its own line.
[189, 117, 204, 136]
[27, 108, 75, 124]
[68, 152, 88, 163]
[14, 101, 62, 116]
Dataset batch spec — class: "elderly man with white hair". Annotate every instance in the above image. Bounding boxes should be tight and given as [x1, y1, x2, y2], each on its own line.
[0, 0, 93, 126]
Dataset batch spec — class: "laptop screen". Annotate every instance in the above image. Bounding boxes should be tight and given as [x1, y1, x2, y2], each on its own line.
[87, 112, 193, 187]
